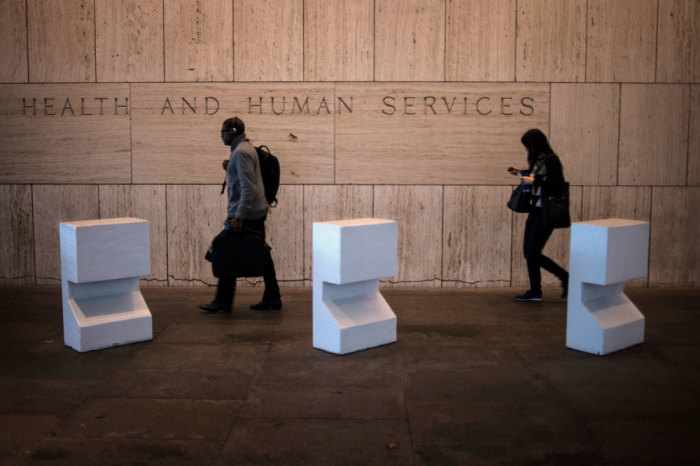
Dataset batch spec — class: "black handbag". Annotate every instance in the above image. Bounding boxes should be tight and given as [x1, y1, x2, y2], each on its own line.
[205, 228, 270, 278]
[507, 184, 532, 213]
[542, 182, 571, 229]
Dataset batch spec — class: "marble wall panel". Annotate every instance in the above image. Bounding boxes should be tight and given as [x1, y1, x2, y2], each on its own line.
[5, 1, 700, 290]
[375, 0, 445, 81]
[0, 84, 131, 183]
[581, 186, 652, 286]
[131, 83, 335, 184]
[619, 84, 689, 186]
[581, 186, 652, 223]
[0, 185, 35, 284]
[304, 0, 373, 81]
[690, 85, 700, 186]
[0, 0, 28, 82]
[511, 186, 582, 288]
[164, 0, 233, 82]
[335, 82, 549, 184]
[166, 185, 227, 286]
[234, 0, 303, 81]
[516, 0, 586, 82]
[443, 186, 512, 287]
[263, 185, 304, 287]
[373, 186, 443, 287]
[303, 184, 374, 281]
[649, 187, 700, 286]
[585, 0, 656, 83]
[32, 185, 99, 284]
[99, 185, 168, 286]
[550, 84, 619, 186]
[446, 0, 515, 82]
[27, 0, 95, 83]
[657, 0, 700, 83]
[95, 0, 164, 82]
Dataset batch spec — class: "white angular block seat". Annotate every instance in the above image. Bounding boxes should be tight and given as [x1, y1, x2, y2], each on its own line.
[313, 218, 398, 355]
[566, 218, 649, 355]
[60, 218, 153, 352]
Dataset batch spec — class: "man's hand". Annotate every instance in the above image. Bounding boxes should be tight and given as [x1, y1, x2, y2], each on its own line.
[229, 218, 244, 232]
[222, 159, 229, 170]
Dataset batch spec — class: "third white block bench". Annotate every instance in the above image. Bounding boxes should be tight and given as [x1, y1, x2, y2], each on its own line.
[566, 218, 649, 355]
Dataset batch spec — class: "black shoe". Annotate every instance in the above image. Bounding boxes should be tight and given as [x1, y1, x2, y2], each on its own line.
[515, 290, 543, 302]
[250, 299, 282, 310]
[561, 277, 569, 299]
[199, 302, 231, 313]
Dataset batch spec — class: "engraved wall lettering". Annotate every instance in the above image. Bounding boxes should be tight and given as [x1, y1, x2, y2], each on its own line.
[382, 96, 396, 115]
[162, 97, 174, 114]
[205, 97, 219, 115]
[476, 97, 491, 115]
[114, 97, 129, 115]
[23, 98, 36, 116]
[246, 96, 335, 115]
[378, 94, 538, 116]
[21, 96, 128, 116]
[44, 98, 55, 116]
[61, 98, 75, 116]
[293, 97, 309, 114]
[520, 97, 535, 116]
[337, 96, 353, 114]
[271, 96, 286, 115]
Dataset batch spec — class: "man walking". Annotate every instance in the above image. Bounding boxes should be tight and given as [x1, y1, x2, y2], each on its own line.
[199, 117, 282, 312]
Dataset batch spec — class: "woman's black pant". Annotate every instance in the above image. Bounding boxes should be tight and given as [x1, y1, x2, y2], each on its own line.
[214, 217, 280, 305]
[523, 211, 568, 293]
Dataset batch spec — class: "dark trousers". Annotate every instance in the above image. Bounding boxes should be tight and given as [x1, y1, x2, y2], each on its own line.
[214, 217, 280, 306]
[523, 211, 568, 293]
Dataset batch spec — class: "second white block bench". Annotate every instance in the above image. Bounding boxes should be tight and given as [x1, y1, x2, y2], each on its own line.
[312, 218, 398, 355]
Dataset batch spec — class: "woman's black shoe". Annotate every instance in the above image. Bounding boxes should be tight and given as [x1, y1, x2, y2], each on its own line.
[515, 290, 543, 302]
[199, 302, 232, 313]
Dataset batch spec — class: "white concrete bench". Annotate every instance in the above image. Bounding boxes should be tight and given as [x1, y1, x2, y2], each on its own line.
[312, 218, 397, 355]
[60, 218, 153, 352]
[566, 218, 649, 355]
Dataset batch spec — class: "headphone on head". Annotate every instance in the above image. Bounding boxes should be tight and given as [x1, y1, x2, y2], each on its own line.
[230, 116, 242, 135]
[223, 117, 243, 137]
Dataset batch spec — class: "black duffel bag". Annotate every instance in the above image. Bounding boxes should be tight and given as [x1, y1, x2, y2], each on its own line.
[205, 228, 270, 278]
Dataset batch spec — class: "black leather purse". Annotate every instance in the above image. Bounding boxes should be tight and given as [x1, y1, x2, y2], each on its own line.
[205, 228, 270, 278]
[507, 184, 532, 213]
[542, 182, 571, 229]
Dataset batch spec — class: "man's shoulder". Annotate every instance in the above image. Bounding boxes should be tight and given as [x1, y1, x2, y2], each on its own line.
[233, 139, 257, 156]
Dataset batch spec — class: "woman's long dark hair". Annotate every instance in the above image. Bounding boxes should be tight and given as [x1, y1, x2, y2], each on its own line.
[521, 129, 555, 169]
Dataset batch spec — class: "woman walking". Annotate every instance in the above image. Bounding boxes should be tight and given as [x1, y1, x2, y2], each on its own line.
[509, 129, 569, 302]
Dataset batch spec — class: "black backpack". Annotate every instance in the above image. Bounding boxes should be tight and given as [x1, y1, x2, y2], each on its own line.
[220, 144, 280, 207]
[256, 145, 280, 207]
